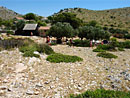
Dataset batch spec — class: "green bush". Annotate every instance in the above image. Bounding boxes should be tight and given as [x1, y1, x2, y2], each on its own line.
[72, 39, 90, 47]
[46, 53, 83, 63]
[7, 30, 14, 35]
[97, 52, 118, 59]
[23, 51, 40, 58]
[124, 34, 130, 39]
[19, 44, 37, 53]
[97, 44, 111, 50]
[93, 48, 106, 52]
[37, 44, 54, 55]
[70, 89, 130, 98]
[118, 47, 125, 51]
[118, 41, 130, 49]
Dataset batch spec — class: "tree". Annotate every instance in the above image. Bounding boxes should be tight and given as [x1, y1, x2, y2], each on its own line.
[37, 20, 47, 26]
[48, 22, 74, 39]
[48, 12, 83, 29]
[78, 26, 111, 40]
[16, 20, 25, 30]
[24, 13, 37, 20]
[87, 20, 98, 27]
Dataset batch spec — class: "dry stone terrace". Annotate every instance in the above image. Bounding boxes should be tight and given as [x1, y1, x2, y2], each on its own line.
[0, 36, 130, 97]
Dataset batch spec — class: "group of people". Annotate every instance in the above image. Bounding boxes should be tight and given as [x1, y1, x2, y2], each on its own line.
[46, 36, 74, 46]
[46, 36, 108, 47]
[90, 39, 108, 47]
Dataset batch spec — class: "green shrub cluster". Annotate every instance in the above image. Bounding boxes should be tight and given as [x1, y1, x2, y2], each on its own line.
[19, 44, 40, 58]
[70, 89, 130, 98]
[118, 47, 125, 51]
[23, 51, 40, 58]
[0, 38, 55, 58]
[19, 43, 54, 58]
[37, 44, 54, 55]
[7, 30, 14, 35]
[46, 53, 83, 63]
[124, 34, 130, 39]
[93, 48, 106, 52]
[118, 41, 130, 49]
[97, 52, 118, 59]
[72, 39, 90, 47]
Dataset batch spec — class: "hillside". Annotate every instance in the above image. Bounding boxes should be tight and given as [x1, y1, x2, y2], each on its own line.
[0, 6, 20, 20]
[55, 7, 130, 31]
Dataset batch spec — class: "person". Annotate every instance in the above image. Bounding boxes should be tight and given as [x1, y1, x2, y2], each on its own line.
[101, 41, 104, 45]
[46, 36, 50, 43]
[69, 38, 74, 47]
[31, 32, 33, 36]
[90, 40, 93, 47]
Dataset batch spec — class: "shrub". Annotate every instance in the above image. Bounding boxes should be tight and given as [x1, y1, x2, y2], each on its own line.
[19, 44, 37, 53]
[124, 34, 130, 39]
[110, 38, 119, 48]
[7, 30, 14, 35]
[70, 89, 130, 98]
[97, 52, 118, 59]
[46, 53, 83, 63]
[93, 48, 106, 52]
[97, 44, 111, 50]
[118, 41, 130, 49]
[20, 43, 54, 57]
[72, 39, 90, 47]
[37, 44, 54, 55]
[0, 39, 24, 50]
[23, 51, 40, 58]
[118, 47, 125, 51]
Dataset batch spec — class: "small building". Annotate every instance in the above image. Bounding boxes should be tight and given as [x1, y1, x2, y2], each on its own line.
[15, 17, 24, 20]
[23, 24, 39, 36]
[38, 26, 50, 37]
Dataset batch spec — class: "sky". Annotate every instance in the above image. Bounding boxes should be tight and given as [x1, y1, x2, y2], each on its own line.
[0, 0, 130, 17]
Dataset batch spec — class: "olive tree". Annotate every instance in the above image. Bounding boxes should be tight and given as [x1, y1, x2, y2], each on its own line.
[48, 22, 74, 43]
[78, 26, 111, 40]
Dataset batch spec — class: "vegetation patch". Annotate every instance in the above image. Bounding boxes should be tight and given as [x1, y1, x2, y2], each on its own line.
[46, 53, 83, 63]
[97, 52, 118, 59]
[0, 38, 54, 58]
[93, 48, 106, 52]
[23, 51, 40, 58]
[19, 43, 54, 57]
[37, 44, 54, 55]
[118, 47, 125, 51]
[70, 89, 130, 98]
[118, 41, 130, 49]
[72, 39, 90, 47]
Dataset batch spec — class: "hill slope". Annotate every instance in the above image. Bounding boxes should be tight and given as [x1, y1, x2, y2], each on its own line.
[0, 6, 20, 20]
[55, 7, 130, 31]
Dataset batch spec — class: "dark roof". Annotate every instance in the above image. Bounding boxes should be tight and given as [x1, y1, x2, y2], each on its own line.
[23, 24, 38, 30]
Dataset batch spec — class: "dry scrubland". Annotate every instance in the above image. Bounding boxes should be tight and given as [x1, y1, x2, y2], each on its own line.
[0, 36, 130, 97]
[57, 7, 130, 31]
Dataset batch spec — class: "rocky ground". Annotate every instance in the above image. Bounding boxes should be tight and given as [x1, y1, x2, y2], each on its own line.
[0, 36, 130, 98]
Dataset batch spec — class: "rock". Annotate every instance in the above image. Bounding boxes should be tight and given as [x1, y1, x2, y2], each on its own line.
[36, 83, 43, 87]
[34, 91, 40, 95]
[34, 51, 40, 55]
[15, 63, 27, 73]
[3, 79, 8, 83]
[0, 86, 7, 90]
[7, 88, 12, 92]
[54, 92, 61, 98]
[77, 87, 82, 91]
[124, 74, 130, 81]
[26, 90, 34, 95]
[125, 86, 130, 91]
[0, 90, 5, 96]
